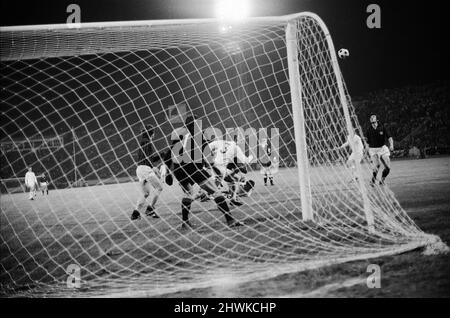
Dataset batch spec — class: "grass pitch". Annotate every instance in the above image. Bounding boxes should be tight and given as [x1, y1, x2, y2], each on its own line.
[160, 157, 450, 297]
[1, 157, 449, 297]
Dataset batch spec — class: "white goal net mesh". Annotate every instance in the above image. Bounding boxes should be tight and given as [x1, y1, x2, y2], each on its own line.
[0, 13, 439, 297]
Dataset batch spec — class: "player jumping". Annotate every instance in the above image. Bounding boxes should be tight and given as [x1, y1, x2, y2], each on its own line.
[365, 114, 394, 186]
[208, 138, 254, 205]
[130, 125, 163, 221]
[160, 115, 242, 230]
[24, 167, 38, 200]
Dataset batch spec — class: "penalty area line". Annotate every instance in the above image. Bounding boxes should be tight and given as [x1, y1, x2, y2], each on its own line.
[275, 277, 367, 298]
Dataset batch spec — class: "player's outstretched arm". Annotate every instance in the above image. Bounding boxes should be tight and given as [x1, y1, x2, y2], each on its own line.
[338, 140, 349, 149]
[388, 137, 394, 151]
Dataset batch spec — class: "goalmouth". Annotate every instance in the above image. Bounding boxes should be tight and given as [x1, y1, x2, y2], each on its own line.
[0, 12, 446, 297]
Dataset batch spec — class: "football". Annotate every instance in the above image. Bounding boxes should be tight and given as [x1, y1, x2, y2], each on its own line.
[338, 48, 349, 59]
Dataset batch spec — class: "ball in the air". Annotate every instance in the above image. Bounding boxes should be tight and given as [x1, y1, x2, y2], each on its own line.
[338, 48, 350, 59]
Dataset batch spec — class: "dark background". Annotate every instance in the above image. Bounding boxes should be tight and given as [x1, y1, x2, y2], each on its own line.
[1, 0, 449, 96]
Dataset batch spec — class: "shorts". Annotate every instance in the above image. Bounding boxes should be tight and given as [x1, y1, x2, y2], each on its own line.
[226, 161, 247, 174]
[136, 165, 161, 189]
[40, 182, 48, 188]
[260, 160, 272, 168]
[237, 180, 255, 197]
[26, 182, 37, 189]
[369, 145, 390, 158]
[173, 163, 211, 186]
[348, 152, 363, 163]
[260, 165, 276, 175]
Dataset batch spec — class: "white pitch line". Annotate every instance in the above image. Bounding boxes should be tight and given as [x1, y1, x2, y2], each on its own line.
[275, 277, 367, 298]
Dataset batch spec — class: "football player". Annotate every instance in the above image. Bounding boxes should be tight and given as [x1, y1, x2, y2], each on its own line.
[160, 115, 242, 230]
[259, 138, 277, 186]
[130, 125, 163, 221]
[208, 138, 254, 205]
[24, 167, 38, 200]
[365, 114, 394, 185]
[338, 131, 364, 182]
[39, 173, 50, 195]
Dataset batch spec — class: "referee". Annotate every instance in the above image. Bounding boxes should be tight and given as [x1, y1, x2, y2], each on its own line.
[365, 114, 394, 185]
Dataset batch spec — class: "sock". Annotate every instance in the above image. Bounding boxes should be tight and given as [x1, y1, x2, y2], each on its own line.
[381, 167, 390, 180]
[264, 177, 267, 184]
[372, 170, 378, 182]
[270, 177, 274, 185]
[214, 196, 233, 223]
[181, 198, 192, 222]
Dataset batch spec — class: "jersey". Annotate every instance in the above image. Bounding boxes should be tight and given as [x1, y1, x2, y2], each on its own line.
[136, 139, 156, 167]
[365, 124, 390, 148]
[25, 171, 38, 188]
[168, 132, 211, 186]
[209, 140, 242, 167]
[259, 143, 273, 167]
[346, 134, 364, 154]
[40, 175, 48, 183]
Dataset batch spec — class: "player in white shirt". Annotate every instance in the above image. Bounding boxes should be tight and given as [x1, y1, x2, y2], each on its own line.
[339, 132, 364, 182]
[208, 139, 254, 205]
[24, 167, 39, 200]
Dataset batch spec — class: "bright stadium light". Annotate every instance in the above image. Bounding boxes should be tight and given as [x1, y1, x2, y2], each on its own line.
[215, 0, 251, 21]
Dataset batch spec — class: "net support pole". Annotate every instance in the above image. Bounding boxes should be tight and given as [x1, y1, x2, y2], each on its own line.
[323, 29, 375, 233]
[286, 21, 313, 222]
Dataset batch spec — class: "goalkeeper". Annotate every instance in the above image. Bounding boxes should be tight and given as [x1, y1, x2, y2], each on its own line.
[160, 115, 242, 230]
[130, 125, 163, 221]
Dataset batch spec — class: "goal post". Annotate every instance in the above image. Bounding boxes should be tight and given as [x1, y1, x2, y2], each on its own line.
[302, 14, 374, 231]
[286, 20, 313, 222]
[0, 12, 446, 297]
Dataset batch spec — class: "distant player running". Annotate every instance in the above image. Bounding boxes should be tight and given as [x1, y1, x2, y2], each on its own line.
[338, 132, 364, 182]
[208, 138, 254, 205]
[365, 114, 394, 185]
[160, 115, 242, 230]
[130, 125, 163, 221]
[24, 167, 38, 200]
[39, 173, 50, 195]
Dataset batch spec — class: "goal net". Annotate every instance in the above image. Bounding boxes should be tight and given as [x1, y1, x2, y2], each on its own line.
[0, 13, 444, 297]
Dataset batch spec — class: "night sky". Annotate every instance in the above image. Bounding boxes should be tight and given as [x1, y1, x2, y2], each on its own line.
[1, 0, 449, 95]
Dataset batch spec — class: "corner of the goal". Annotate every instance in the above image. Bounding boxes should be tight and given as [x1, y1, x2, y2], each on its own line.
[422, 234, 450, 256]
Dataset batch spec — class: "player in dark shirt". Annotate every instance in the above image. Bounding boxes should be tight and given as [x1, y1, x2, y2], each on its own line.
[365, 114, 394, 185]
[160, 115, 242, 230]
[40, 173, 49, 195]
[130, 125, 163, 221]
[259, 138, 276, 186]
